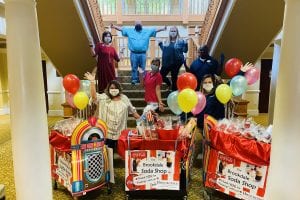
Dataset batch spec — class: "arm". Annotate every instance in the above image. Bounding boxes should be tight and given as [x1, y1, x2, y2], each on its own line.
[111, 23, 122, 32]
[182, 40, 188, 53]
[156, 26, 167, 33]
[158, 41, 163, 51]
[138, 68, 145, 87]
[113, 48, 120, 62]
[155, 85, 165, 112]
[84, 72, 97, 101]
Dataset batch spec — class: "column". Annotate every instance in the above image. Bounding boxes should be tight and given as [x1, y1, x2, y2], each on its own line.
[266, 0, 300, 199]
[5, 0, 52, 199]
[268, 32, 282, 124]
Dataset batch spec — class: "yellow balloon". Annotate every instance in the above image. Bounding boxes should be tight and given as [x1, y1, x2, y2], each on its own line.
[216, 84, 232, 104]
[73, 91, 89, 110]
[178, 88, 198, 112]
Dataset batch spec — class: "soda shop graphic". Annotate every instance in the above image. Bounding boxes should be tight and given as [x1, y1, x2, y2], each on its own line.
[205, 151, 268, 200]
[125, 150, 180, 191]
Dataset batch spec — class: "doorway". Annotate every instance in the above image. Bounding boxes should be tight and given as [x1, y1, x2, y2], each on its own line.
[42, 60, 49, 113]
[259, 59, 272, 113]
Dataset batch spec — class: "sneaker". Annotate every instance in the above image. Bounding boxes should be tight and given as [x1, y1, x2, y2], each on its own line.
[131, 81, 137, 85]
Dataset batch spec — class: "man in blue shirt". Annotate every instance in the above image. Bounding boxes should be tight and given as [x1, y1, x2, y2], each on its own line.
[188, 45, 222, 90]
[111, 21, 166, 84]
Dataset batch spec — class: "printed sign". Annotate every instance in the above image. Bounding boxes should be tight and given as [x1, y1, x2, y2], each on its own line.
[125, 150, 180, 191]
[56, 155, 72, 188]
[205, 149, 268, 200]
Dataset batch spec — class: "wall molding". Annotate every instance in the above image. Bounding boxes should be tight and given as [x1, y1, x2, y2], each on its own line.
[0, 107, 10, 115]
[246, 90, 260, 94]
[247, 109, 259, 116]
[47, 90, 62, 94]
[0, 90, 9, 94]
[48, 109, 63, 116]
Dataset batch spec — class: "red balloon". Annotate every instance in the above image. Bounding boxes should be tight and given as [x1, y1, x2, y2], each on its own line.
[63, 74, 80, 94]
[177, 72, 197, 91]
[225, 58, 243, 77]
[88, 116, 97, 127]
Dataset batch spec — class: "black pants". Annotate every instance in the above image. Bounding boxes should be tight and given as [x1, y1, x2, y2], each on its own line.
[160, 63, 182, 91]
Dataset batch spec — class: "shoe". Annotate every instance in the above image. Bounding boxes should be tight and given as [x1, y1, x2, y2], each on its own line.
[131, 81, 137, 85]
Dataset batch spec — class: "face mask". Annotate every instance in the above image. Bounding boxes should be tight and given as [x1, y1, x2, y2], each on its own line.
[203, 83, 214, 92]
[151, 65, 159, 72]
[109, 88, 119, 97]
[169, 31, 177, 38]
[104, 37, 111, 43]
[135, 24, 142, 32]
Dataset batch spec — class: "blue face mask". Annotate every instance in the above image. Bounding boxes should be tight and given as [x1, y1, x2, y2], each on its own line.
[151, 65, 159, 72]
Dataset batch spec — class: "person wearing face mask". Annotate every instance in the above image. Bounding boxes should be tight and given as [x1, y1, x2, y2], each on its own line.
[84, 73, 140, 183]
[158, 26, 188, 91]
[138, 58, 165, 112]
[196, 74, 225, 129]
[188, 45, 221, 90]
[89, 31, 120, 93]
[111, 21, 166, 85]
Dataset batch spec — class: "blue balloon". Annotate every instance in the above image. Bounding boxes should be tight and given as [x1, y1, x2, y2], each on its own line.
[230, 75, 247, 96]
[80, 80, 91, 97]
[167, 91, 182, 115]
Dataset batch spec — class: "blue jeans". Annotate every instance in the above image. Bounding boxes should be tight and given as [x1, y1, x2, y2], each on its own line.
[130, 52, 146, 82]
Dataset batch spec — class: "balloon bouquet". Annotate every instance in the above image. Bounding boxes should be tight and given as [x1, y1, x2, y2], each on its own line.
[63, 74, 90, 110]
[215, 58, 260, 104]
[166, 58, 260, 119]
[167, 72, 207, 119]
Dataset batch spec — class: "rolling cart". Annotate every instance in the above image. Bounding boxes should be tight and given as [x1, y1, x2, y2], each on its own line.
[50, 118, 111, 199]
[118, 119, 197, 200]
[202, 115, 271, 200]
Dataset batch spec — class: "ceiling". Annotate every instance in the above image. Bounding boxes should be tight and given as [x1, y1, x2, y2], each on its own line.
[36, 0, 96, 78]
[212, 0, 285, 64]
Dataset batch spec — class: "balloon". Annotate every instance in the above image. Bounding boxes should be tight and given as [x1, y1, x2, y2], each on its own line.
[191, 92, 206, 115]
[63, 74, 80, 94]
[245, 67, 260, 85]
[65, 91, 75, 108]
[216, 84, 232, 104]
[177, 88, 198, 112]
[73, 91, 89, 110]
[177, 72, 198, 91]
[167, 91, 182, 115]
[225, 58, 243, 77]
[88, 116, 97, 126]
[230, 75, 248, 96]
[80, 80, 91, 96]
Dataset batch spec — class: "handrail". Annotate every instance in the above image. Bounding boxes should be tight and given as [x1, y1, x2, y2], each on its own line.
[199, 0, 228, 47]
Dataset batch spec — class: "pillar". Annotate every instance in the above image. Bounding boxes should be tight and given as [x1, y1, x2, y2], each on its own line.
[268, 32, 282, 124]
[266, 0, 300, 199]
[5, 0, 52, 199]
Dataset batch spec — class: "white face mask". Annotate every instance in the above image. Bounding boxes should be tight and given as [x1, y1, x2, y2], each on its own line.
[109, 88, 119, 97]
[203, 83, 214, 92]
[169, 31, 177, 38]
[151, 64, 159, 72]
[104, 37, 111, 43]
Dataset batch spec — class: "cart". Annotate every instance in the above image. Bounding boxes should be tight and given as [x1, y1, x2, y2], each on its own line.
[202, 115, 271, 200]
[49, 118, 111, 199]
[117, 119, 197, 200]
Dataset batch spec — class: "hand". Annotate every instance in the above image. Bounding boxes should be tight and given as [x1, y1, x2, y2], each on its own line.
[138, 67, 144, 74]
[84, 72, 95, 82]
[158, 102, 165, 112]
[240, 62, 254, 72]
[88, 37, 94, 47]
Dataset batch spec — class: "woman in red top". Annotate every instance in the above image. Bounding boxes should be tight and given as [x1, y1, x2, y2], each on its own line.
[139, 58, 165, 112]
[89, 31, 120, 93]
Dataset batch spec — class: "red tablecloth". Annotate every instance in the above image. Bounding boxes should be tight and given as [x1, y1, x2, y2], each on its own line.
[117, 129, 189, 159]
[209, 128, 271, 166]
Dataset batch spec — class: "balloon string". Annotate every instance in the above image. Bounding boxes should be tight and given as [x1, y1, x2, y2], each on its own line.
[185, 112, 187, 124]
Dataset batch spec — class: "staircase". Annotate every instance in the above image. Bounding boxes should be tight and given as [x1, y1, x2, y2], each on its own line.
[118, 70, 172, 127]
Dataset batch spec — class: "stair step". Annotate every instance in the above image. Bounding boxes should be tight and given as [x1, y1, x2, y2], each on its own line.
[123, 89, 170, 98]
[121, 83, 168, 90]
